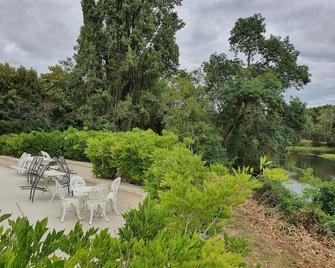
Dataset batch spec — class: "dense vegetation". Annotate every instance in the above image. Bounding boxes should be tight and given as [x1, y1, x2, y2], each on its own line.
[0, 129, 176, 184]
[254, 166, 335, 238]
[0, 0, 333, 266]
[0, 4, 312, 167]
[0, 132, 265, 266]
[302, 105, 335, 145]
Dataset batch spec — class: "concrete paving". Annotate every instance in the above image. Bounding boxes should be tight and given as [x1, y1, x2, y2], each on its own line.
[0, 157, 144, 235]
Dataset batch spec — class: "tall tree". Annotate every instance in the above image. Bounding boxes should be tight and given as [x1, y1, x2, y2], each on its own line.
[0, 63, 48, 134]
[204, 14, 310, 166]
[161, 71, 228, 163]
[74, 0, 184, 130]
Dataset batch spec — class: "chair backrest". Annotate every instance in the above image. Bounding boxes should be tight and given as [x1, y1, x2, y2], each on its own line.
[17, 152, 28, 168]
[27, 156, 37, 182]
[88, 184, 108, 201]
[70, 175, 86, 191]
[111, 177, 121, 193]
[19, 152, 27, 159]
[20, 153, 31, 170]
[57, 156, 70, 173]
[41, 151, 51, 159]
[55, 181, 66, 200]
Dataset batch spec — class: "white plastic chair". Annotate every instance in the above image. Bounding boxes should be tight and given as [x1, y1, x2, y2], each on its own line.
[55, 181, 81, 223]
[86, 184, 109, 225]
[105, 177, 121, 215]
[11, 153, 31, 174]
[70, 175, 87, 197]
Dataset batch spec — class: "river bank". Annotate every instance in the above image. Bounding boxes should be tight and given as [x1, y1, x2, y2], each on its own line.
[224, 198, 335, 267]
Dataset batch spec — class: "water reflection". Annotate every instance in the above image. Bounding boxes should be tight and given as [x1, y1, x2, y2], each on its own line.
[278, 149, 335, 180]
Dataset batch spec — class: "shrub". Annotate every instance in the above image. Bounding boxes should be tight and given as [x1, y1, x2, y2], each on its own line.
[85, 129, 179, 183]
[254, 180, 335, 237]
[144, 145, 209, 197]
[253, 180, 305, 220]
[119, 198, 169, 241]
[0, 128, 97, 161]
[312, 183, 335, 216]
[62, 128, 98, 161]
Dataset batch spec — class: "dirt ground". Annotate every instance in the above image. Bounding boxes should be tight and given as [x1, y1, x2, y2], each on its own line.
[224, 198, 335, 268]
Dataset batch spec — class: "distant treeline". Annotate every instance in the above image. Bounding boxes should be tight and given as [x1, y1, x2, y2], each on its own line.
[302, 105, 335, 146]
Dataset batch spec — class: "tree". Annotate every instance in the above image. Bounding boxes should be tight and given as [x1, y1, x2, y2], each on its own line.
[302, 105, 335, 145]
[203, 14, 310, 166]
[73, 0, 184, 131]
[0, 63, 49, 134]
[161, 72, 228, 163]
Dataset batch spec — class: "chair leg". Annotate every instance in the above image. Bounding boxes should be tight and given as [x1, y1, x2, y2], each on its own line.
[31, 182, 38, 202]
[113, 199, 119, 215]
[101, 203, 109, 222]
[89, 208, 94, 225]
[49, 191, 56, 202]
[75, 204, 82, 220]
[60, 206, 66, 223]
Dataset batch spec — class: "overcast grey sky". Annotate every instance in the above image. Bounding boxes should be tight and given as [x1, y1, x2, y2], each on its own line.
[0, 0, 334, 107]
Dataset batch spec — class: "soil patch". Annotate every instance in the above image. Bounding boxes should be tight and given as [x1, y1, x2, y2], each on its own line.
[224, 198, 335, 267]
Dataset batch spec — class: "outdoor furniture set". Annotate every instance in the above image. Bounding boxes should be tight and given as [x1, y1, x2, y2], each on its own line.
[12, 152, 121, 224]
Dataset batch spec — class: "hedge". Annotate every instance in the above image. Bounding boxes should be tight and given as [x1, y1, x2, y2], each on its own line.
[0, 128, 185, 184]
[0, 128, 97, 161]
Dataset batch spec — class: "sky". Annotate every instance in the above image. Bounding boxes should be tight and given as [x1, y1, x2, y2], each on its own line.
[0, 0, 334, 107]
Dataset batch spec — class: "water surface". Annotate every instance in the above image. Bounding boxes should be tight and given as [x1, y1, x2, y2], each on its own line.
[278, 147, 335, 180]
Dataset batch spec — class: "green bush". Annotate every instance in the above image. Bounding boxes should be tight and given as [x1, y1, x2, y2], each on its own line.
[85, 129, 179, 183]
[0, 128, 97, 161]
[119, 198, 169, 241]
[254, 180, 305, 220]
[144, 145, 209, 197]
[254, 180, 335, 237]
[312, 183, 335, 216]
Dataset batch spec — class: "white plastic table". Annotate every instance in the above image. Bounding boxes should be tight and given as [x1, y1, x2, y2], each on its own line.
[44, 170, 67, 177]
[73, 186, 93, 197]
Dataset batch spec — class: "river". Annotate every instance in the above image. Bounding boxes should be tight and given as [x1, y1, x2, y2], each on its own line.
[278, 147, 335, 180]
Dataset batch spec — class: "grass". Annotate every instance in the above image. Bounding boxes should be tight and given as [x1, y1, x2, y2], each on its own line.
[319, 154, 335, 161]
[287, 146, 335, 153]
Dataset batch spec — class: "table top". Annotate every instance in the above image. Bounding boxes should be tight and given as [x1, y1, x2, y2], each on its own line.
[74, 186, 93, 193]
[44, 170, 67, 177]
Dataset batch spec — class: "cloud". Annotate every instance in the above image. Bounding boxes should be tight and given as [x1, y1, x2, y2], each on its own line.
[176, 0, 335, 106]
[0, 0, 82, 71]
[0, 0, 334, 106]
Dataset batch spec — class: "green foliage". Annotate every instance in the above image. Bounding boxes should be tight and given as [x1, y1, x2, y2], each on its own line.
[254, 180, 335, 237]
[254, 180, 305, 220]
[0, 128, 97, 161]
[313, 183, 335, 216]
[85, 129, 179, 182]
[319, 153, 335, 161]
[144, 145, 209, 197]
[158, 170, 260, 236]
[119, 198, 169, 241]
[0, 63, 75, 135]
[262, 167, 289, 182]
[302, 105, 335, 145]
[203, 14, 310, 167]
[73, 0, 184, 131]
[161, 73, 228, 164]
[222, 232, 250, 257]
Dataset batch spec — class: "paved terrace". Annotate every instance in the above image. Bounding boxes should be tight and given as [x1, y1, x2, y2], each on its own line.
[0, 156, 145, 235]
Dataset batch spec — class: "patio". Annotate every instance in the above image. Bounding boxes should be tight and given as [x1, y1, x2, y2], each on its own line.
[0, 156, 144, 234]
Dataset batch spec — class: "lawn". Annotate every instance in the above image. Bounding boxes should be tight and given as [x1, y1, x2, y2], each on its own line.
[287, 146, 335, 153]
[319, 154, 335, 161]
